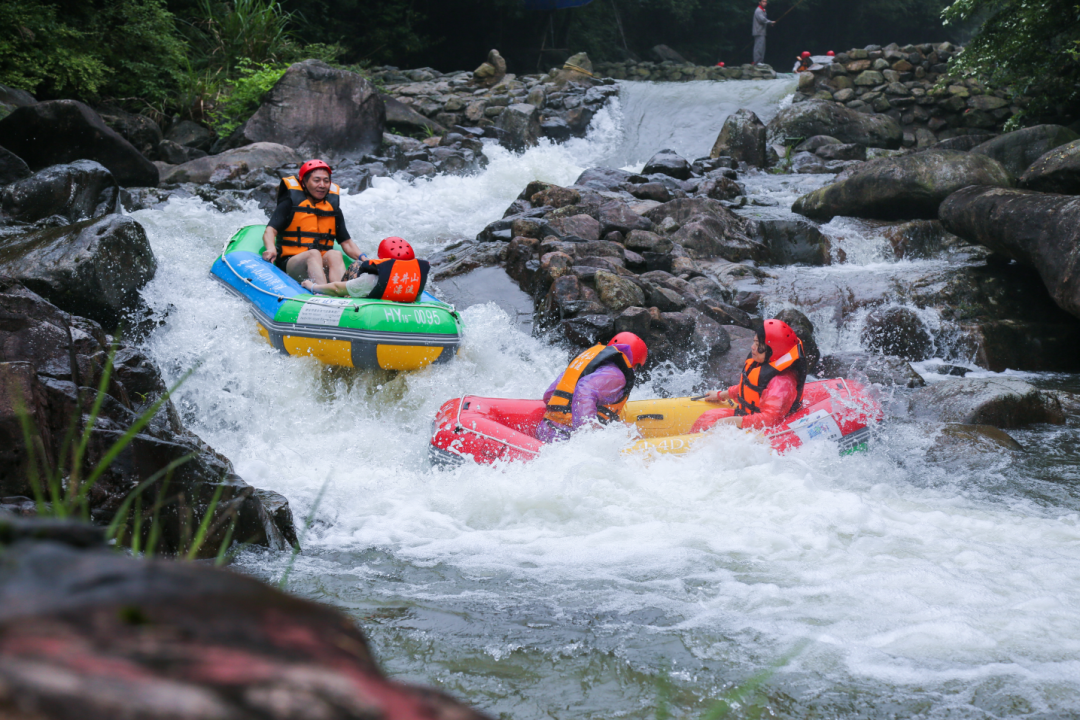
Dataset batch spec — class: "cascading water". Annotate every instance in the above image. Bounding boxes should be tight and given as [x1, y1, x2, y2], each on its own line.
[132, 78, 1080, 719]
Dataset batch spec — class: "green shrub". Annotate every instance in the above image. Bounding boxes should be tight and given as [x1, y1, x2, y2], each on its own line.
[0, 2, 109, 95]
[208, 59, 288, 135]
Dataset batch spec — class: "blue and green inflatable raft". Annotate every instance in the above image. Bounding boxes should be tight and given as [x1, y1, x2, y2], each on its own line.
[210, 225, 462, 370]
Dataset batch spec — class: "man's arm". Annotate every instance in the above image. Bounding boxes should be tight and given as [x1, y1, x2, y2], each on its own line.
[339, 238, 367, 262]
[262, 227, 278, 262]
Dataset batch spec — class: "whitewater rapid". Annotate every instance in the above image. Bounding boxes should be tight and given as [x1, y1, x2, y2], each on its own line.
[133, 79, 1080, 719]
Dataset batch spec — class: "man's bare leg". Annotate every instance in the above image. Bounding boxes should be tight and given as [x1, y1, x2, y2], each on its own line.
[285, 250, 327, 283]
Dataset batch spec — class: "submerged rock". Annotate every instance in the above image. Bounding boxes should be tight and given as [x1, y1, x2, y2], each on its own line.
[907, 378, 1066, 428]
[817, 352, 925, 388]
[792, 150, 1012, 221]
[860, 306, 934, 360]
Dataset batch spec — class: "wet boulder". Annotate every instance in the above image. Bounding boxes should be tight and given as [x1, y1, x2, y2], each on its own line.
[817, 352, 925, 388]
[160, 142, 300, 185]
[381, 94, 446, 137]
[595, 270, 646, 312]
[0, 539, 495, 720]
[95, 104, 163, 159]
[1, 161, 117, 223]
[0, 215, 155, 326]
[746, 217, 831, 266]
[907, 378, 1066, 428]
[598, 200, 654, 235]
[644, 198, 765, 262]
[155, 139, 207, 165]
[575, 166, 634, 192]
[767, 99, 903, 148]
[792, 150, 1012, 221]
[815, 142, 866, 161]
[0, 100, 158, 187]
[860, 306, 934, 360]
[973, 125, 1080, 177]
[642, 149, 692, 180]
[794, 135, 842, 153]
[926, 423, 1024, 467]
[496, 103, 541, 152]
[229, 60, 385, 157]
[710, 109, 768, 168]
[1018, 139, 1080, 194]
[705, 325, 757, 386]
[939, 186, 1080, 320]
[0, 145, 31, 186]
[882, 219, 962, 259]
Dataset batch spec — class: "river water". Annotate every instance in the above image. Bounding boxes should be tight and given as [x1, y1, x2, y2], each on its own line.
[132, 79, 1080, 719]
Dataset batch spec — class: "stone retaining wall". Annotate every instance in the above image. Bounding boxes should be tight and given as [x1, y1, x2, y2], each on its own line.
[594, 61, 777, 82]
[794, 42, 1023, 148]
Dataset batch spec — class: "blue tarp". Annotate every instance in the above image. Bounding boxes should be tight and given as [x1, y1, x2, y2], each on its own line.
[523, 0, 594, 9]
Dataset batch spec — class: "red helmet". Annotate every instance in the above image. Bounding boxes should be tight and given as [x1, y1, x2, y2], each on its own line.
[299, 159, 332, 183]
[759, 319, 800, 361]
[826, 50, 835, 56]
[716, 61, 725, 67]
[378, 236, 415, 261]
[801, 51, 811, 58]
[608, 332, 648, 368]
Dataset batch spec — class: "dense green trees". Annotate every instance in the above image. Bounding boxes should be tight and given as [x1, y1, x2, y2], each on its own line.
[1, 0, 1075, 126]
[943, 0, 1080, 124]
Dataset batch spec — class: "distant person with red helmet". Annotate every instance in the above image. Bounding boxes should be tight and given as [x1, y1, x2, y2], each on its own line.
[303, 236, 430, 303]
[537, 332, 648, 443]
[690, 319, 808, 433]
[262, 160, 363, 284]
[793, 51, 813, 73]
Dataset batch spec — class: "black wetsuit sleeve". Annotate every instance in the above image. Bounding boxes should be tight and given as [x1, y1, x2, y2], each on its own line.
[267, 196, 293, 232]
[335, 207, 351, 242]
[416, 260, 430, 297]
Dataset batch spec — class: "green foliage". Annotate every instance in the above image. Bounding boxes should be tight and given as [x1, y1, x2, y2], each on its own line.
[944, 0, 1080, 123]
[0, 2, 109, 95]
[194, 0, 297, 72]
[207, 59, 289, 135]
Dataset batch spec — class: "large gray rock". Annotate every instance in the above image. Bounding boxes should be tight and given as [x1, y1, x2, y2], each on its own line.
[767, 99, 903, 149]
[0, 214, 156, 325]
[0, 145, 31, 186]
[907, 378, 1066, 428]
[160, 142, 299, 185]
[165, 119, 215, 151]
[0, 100, 158, 187]
[1018, 139, 1080, 194]
[940, 186, 1080, 320]
[95, 104, 163, 160]
[642, 149, 692, 180]
[792, 150, 1013, 221]
[972, 124, 1080, 176]
[233, 60, 385, 157]
[595, 270, 645, 311]
[643, 198, 765, 261]
[746, 217, 831, 265]
[710, 109, 768, 168]
[1, 161, 117, 223]
[496, 103, 541, 151]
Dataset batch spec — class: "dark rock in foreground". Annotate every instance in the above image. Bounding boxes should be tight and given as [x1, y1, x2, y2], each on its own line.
[0, 100, 159, 187]
[940, 186, 1080, 321]
[0, 214, 156, 327]
[1, 160, 117, 223]
[0, 538, 494, 720]
[792, 150, 1012, 221]
[907, 378, 1067, 428]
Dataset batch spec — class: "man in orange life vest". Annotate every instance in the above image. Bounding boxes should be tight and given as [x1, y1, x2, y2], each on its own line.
[303, 237, 430, 303]
[261, 160, 364, 283]
[537, 332, 648, 443]
[689, 319, 808, 433]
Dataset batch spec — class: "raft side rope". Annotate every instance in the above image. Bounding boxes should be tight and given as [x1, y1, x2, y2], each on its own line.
[451, 395, 542, 458]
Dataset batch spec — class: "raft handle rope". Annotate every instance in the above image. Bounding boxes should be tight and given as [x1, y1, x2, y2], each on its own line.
[451, 395, 542, 458]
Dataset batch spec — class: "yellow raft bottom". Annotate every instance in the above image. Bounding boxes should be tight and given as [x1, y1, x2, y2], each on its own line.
[257, 324, 449, 371]
[621, 396, 738, 456]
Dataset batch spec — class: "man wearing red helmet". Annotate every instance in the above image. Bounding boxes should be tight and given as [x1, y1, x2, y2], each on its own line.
[537, 332, 648, 443]
[690, 319, 808, 433]
[302, 236, 430, 303]
[262, 160, 364, 284]
[793, 51, 813, 73]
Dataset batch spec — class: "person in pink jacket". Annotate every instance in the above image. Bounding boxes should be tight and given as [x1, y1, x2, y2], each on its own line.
[537, 333, 648, 443]
[690, 319, 807, 433]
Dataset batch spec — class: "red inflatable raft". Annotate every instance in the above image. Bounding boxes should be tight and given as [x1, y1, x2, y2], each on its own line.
[430, 378, 882, 466]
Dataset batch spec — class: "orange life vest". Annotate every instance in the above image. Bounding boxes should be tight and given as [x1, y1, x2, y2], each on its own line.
[734, 340, 807, 417]
[366, 258, 425, 303]
[275, 175, 341, 258]
[543, 344, 635, 427]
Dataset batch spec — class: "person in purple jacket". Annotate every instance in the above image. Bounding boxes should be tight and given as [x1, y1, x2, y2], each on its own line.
[537, 333, 649, 443]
